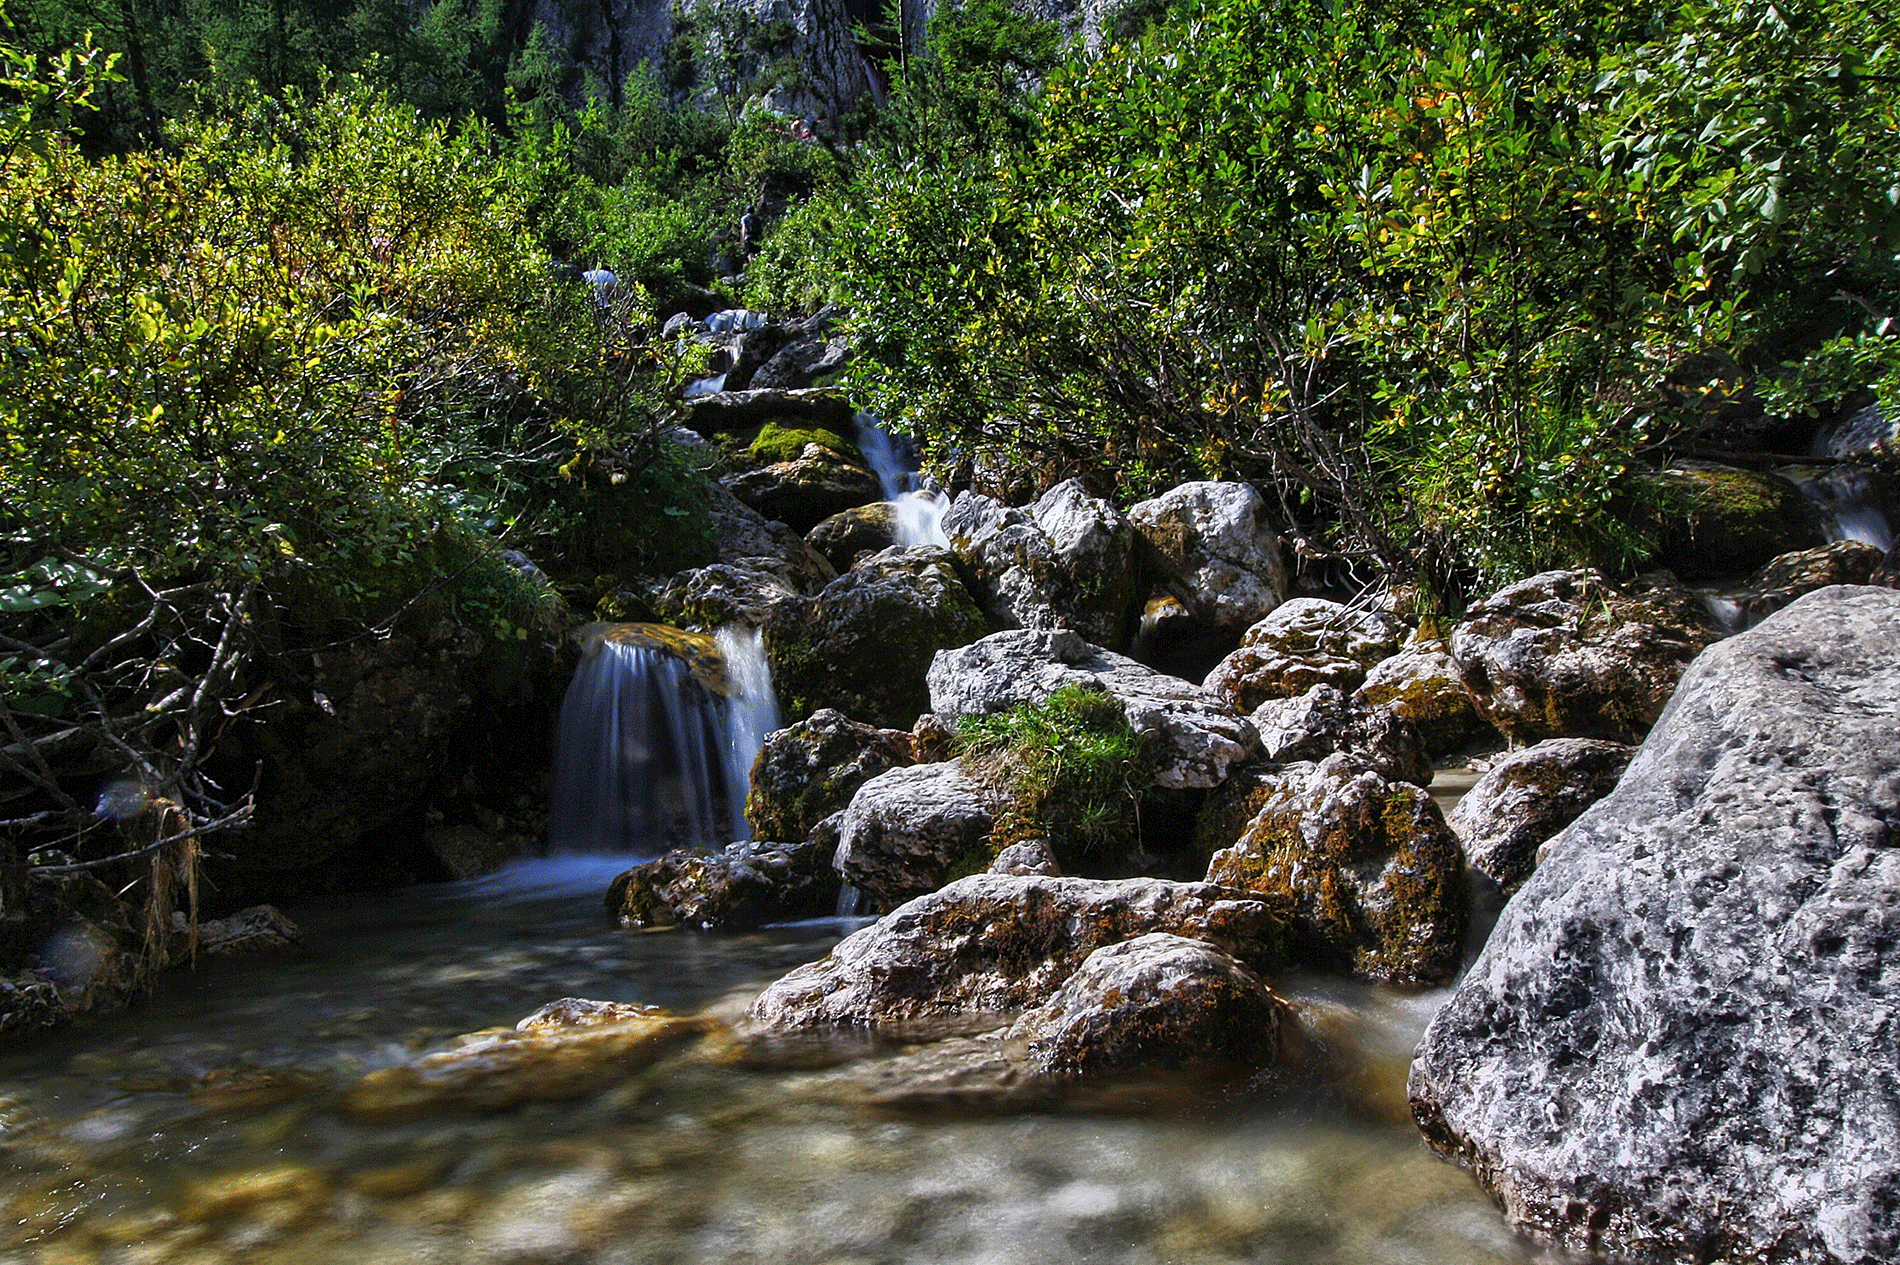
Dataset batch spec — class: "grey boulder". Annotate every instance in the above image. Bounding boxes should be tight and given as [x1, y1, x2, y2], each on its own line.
[832, 763, 995, 911]
[1127, 481, 1288, 631]
[1446, 737, 1633, 893]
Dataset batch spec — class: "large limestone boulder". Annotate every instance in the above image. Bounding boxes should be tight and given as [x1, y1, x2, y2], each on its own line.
[745, 708, 915, 843]
[1356, 634, 1494, 756]
[750, 874, 1284, 1028]
[605, 839, 840, 929]
[765, 546, 988, 728]
[749, 308, 851, 390]
[1446, 738, 1633, 893]
[927, 629, 1262, 790]
[1206, 753, 1466, 985]
[942, 479, 1141, 647]
[1410, 586, 1900, 1264]
[832, 763, 995, 911]
[645, 560, 811, 633]
[1009, 933, 1301, 1078]
[1203, 599, 1406, 713]
[1248, 683, 1432, 787]
[1127, 481, 1287, 631]
[1449, 569, 1722, 744]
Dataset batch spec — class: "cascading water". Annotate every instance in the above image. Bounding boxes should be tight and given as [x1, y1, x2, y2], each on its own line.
[1797, 402, 1896, 551]
[854, 412, 951, 548]
[548, 622, 776, 856]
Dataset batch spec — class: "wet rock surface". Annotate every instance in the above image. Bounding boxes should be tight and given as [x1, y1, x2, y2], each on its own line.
[928, 629, 1262, 790]
[751, 874, 1284, 1028]
[1450, 569, 1722, 743]
[1203, 599, 1406, 713]
[1010, 933, 1301, 1078]
[765, 546, 989, 729]
[1127, 481, 1288, 632]
[1446, 738, 1633, 893]
[1248, 683, 1431, 786]
[606, 839, 841, 929]
[167, 905, 303, 960]
[1411, 585, 1900, 1264]
[942, 479, 1141, 647]
[832, 763, 996, 911]
[746, 707, 916, 843]
[1206, 753, 1466, 985]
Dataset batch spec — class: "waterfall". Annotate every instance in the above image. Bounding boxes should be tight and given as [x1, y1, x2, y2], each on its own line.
[548, 623, 776, 856]
[852, 412, 950, 548]
[1798, 404, 1896, 551]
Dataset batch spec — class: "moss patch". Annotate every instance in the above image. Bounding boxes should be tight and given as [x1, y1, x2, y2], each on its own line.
[747, 422, 861, 466]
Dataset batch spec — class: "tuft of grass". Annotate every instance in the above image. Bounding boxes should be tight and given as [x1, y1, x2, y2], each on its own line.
[955, 684, 1155, 866]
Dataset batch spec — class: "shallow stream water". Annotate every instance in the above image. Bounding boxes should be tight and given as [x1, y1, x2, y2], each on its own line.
[0, 856, 1576, 1265]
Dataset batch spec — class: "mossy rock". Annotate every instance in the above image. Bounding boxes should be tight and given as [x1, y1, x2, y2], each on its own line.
[1647, 462, 1825, 580]
[747, 422, 861, 466]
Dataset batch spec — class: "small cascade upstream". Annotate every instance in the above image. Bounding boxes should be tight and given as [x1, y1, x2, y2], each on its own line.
[1795, 403, 1896, 552]
[854, 412, 951, 548]
[548, 622, 776, 856]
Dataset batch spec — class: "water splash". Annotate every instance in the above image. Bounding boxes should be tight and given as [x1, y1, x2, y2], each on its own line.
[853, 412, 950, 548]
[548, 624, 776, 857]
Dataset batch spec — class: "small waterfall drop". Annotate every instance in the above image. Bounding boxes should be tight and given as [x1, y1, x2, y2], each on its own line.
[549, 623, 776, 857]
[1796, 404, 1896, 551]
[853, 412, 950, 549]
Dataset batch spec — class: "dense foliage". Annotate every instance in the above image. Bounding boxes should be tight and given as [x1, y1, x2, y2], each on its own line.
[831, 0, 1900, 602]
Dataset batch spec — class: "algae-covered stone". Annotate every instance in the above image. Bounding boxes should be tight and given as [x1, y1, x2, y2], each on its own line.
[1011, 933, 1302, 1078]
[1356, 634, 1493, 756]
[764, 546, 988, 728]
[1450, 569, 1722, 744]
[344, 999, 704, 1120]
[751, 874, 1284, 1028]
[1207, 753, 1466, 985]
[1203, 599, 1406, 712]
[1647, 461, 1825, 580]
[806, 502, 900, 572]
[746, 708, 916, 842]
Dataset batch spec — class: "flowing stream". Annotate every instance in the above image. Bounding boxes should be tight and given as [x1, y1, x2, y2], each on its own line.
[0, 842, 1571, 1265]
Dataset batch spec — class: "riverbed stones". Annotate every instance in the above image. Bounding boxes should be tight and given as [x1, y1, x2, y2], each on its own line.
[750, 874, 1284, 1028]
[1127, 481, 1288, 631]
[344, 1000, 705, 1121]
[1410, 585, 1900, 1264]
[0, 973, 65, 1040]
[1740, 539, 1886, 624]
[1010, 933, 1301, 1078]
[1248, 683, 1431, 786]
[1203, 599, 1407, 713]
[1449, 569, 1722, 744]
[1206, 753, 1466, 985]
[928, 629, 1262, 790]
[942, 479, 1141, 647]
[167, 905, 303, 959]
[1445, 738, 1633, 893]
[764, 546, 988, 728]
[832, 763, 996, 911]
[606, 839, 841, 929]
[1356, 634, 1493, 757]
[746, 708, 915, 843]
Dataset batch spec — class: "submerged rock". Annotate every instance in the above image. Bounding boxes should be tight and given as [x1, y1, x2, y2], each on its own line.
[344, 999, 704, 1120]
[1206, 753, 1466, 985]
[942, 479, 1141, 647]
[750, 874, 1284, 1028]
[606, 839, 841, 929]
[1203, 599, 1406, 712]
[1446, 738, 1633, 893]
[167, 905, 303, 960]
[1356, 634, 1494, 757]
[1450, 569, 1722, 743]
[1127, 480, 1288, 631]
[1010, 933, 1301, 1078]
[832, 763, 996, 911]
[1248, 683, 1431, 787]
[1410, 585, 1900, 1264]
[928, 629, 1261, 790]
[746, 708, 916, 843]
[765, 546, 988, 729]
